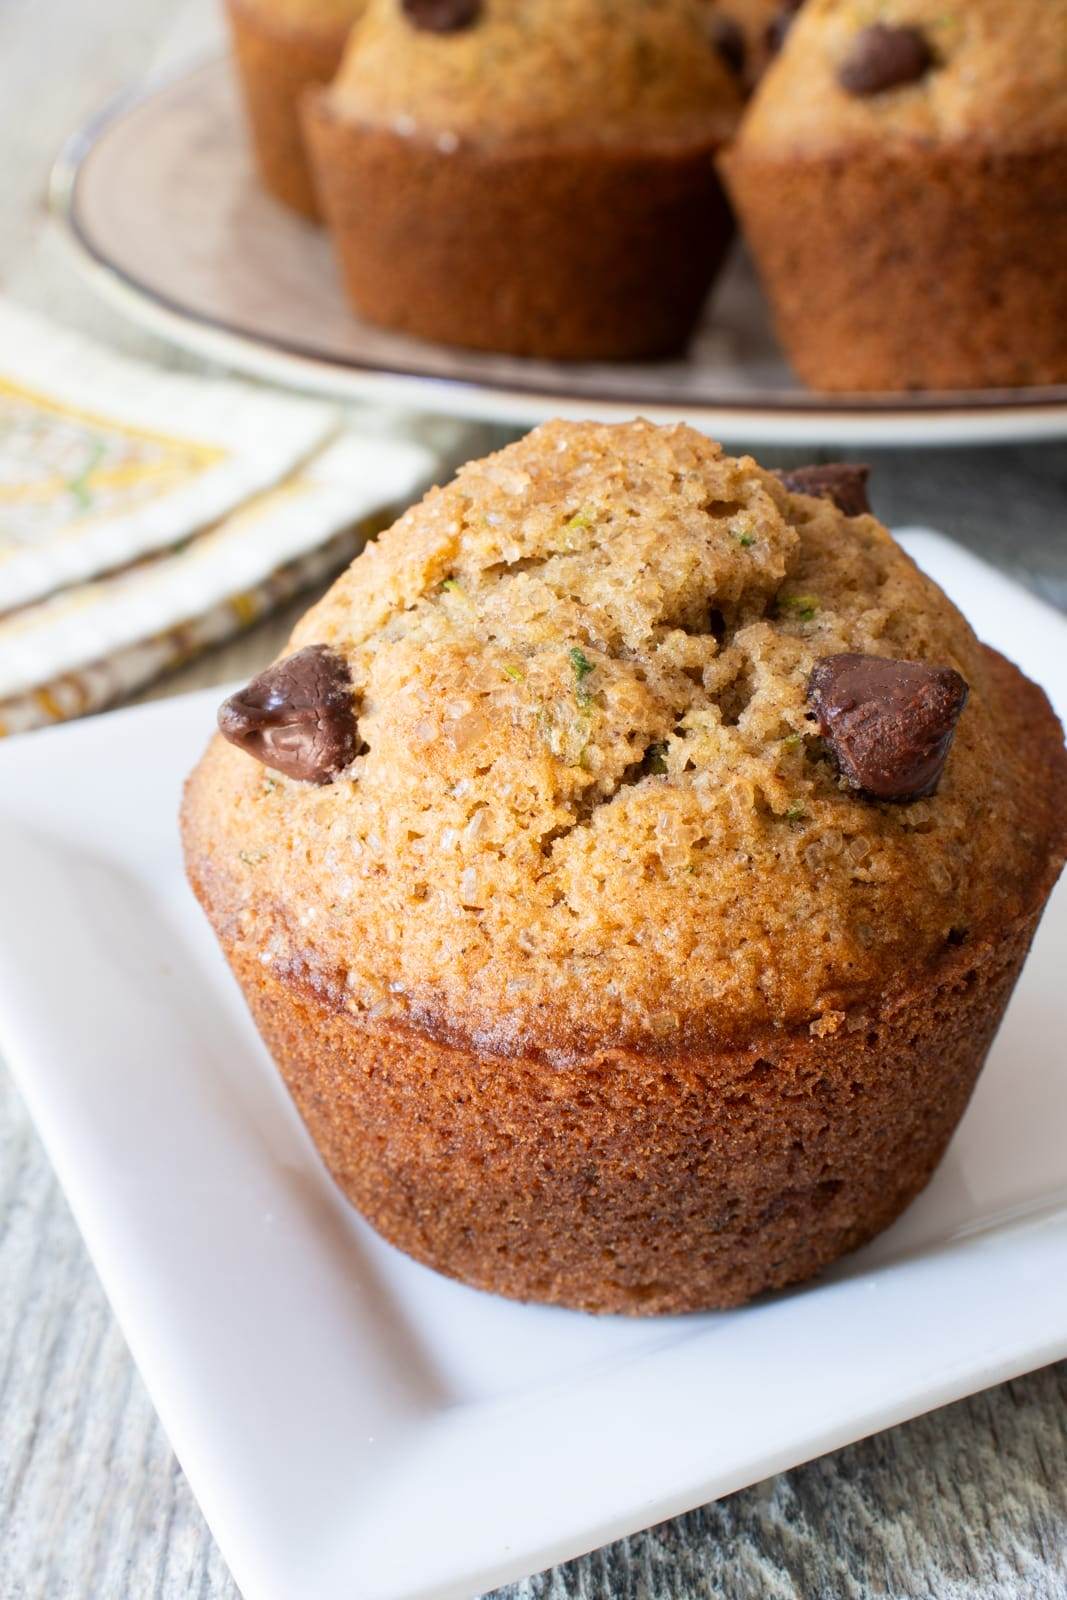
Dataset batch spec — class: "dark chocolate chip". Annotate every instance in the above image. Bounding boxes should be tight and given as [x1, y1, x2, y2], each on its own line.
[401, 0, 482, 33]
[218, 645, 357, 785]
[710, 15, 746, 78]
[838, 24, 933, 96]
[776, 463, 871, 518]
[765, 0, 803, 56]
[808, 653, 968, 803]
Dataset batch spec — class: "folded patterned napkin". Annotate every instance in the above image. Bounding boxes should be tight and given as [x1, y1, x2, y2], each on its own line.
[0, 302, 458, 736]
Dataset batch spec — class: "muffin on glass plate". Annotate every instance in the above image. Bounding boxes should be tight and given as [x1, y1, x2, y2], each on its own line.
[720, 0, 1067, 390]
[183, 421, 1067, 1315]
[226, 0, 364, 216]
[302, 0, 743, 358]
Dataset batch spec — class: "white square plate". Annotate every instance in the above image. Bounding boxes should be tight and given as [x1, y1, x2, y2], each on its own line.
[1, 531, 1066, 1600]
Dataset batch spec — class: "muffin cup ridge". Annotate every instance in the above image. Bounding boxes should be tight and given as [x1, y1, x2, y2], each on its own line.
[200, 882, 1046, 1315]
[303, 94, 736, 360]
[720, 138, 1067, 392]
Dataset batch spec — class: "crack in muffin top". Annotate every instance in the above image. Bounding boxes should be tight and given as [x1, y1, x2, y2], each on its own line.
[184, 421, 1063, 1061]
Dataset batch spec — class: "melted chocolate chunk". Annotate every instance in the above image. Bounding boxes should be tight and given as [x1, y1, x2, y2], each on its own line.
[765, 0, 803, 56]
[218, 645, 357, 785]
[710, 14, 746, 78]
[838, 24, 933, 96]
[401, 0, 482, 33]
[776, 463, 871, 518]
[808, 653, 968, 802]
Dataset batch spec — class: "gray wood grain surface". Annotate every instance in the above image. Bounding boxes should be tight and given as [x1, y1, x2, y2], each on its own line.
[2, 4, 1066, 1597]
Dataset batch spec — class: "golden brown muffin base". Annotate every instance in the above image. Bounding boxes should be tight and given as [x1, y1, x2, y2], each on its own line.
[226, 0, 351, 219]
[303, 98, 735, 360]
[719, 140, 1067, 392]
[214, 895, 1040, 1315]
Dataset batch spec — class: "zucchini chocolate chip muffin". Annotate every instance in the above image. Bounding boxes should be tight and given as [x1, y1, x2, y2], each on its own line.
[720, 0, 1067, 391]
[302, 0, 742, 358]
[226, 0, 365, 217]
[182, 421, 1067, 1315]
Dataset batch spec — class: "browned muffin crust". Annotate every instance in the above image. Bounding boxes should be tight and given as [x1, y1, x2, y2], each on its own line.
[199, 855, 1045, 1313]
[226, 0, 360, 218]
[304, 103, 735, 359]
[722, 140, 1067, 391]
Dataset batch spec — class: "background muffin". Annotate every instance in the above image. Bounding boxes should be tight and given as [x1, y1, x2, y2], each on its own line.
[720, 0, 1067, 391]
[303, 0, 742, 358]
[226, 0, 364, 217]
[183, 421, 1067, 1314]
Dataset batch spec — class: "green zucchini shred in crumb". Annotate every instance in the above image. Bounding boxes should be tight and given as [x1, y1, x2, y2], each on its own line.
[569, 646, 595, 705]
[569, 645, 594, 680]
[784, 805, 806, 822]
[778, 594, 819, 621]
[537, 701, 594, 767]
[644, 741, 669, 775]
[502, 664, 525, 682]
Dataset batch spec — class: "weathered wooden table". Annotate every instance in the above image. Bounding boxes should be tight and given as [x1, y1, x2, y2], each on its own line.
[2, 3, 1066, 1595]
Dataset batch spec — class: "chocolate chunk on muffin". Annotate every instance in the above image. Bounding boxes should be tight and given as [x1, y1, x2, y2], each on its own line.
[226, 0, 365, 217]
[808, 653, 968, 801]
[719, 0, 1067, 391]
[218, 645, 359, 783]
[302, 0, 743, 358]
[775, 462, 870, 516]
[703, 0, 783, 91]
[183, 420, 1067, 1314]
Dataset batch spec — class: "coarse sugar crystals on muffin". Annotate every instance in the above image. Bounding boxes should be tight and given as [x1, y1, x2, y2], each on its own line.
[720, 0, 1067, 390]
[183, 420, 1067, 1314]
[302, 0, 742, 358]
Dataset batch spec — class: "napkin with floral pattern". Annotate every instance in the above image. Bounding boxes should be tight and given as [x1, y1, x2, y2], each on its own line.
[0, 302, 452, 735]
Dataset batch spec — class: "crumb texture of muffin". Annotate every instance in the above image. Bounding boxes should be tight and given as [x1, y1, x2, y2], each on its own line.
[304, 0, 742, 356]
[183, 421, 1067, 1313]
[226, 0, 365, 217]
[721, 0, 1067, 390]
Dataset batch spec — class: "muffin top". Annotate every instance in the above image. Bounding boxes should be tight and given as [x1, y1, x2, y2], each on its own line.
[240, 0, 364, 33]
[326, 0, 742, 143]
[184, 421, 1066, 1063]
[735, 0, 1067, 156]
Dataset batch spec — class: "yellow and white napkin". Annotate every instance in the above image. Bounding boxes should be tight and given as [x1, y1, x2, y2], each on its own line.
[0, 302, 457, 736]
